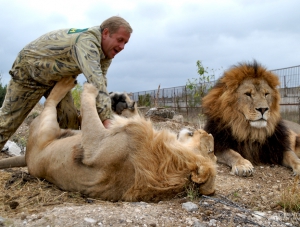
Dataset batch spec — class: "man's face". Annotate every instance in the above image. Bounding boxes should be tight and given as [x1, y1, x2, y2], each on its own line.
[101, 27, 131, 59]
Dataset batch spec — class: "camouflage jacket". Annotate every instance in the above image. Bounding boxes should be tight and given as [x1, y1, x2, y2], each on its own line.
[10, 26, 112, 121]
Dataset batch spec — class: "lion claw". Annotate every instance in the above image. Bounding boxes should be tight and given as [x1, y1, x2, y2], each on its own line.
[231, 163, 254, 177]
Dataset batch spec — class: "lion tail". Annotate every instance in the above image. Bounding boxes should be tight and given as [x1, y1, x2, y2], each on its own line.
[0, 155, 26, 169]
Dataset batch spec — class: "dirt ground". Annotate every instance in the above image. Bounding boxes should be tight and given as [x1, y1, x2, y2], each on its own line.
[0, 107, 299, 227]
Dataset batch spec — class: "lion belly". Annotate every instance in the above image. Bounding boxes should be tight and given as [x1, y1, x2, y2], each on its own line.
[27, 134, 136, 201]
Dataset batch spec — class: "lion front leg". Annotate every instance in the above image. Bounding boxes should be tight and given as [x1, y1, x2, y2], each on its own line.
[282, 150, 300, 175]
[217, 149, 254, 177]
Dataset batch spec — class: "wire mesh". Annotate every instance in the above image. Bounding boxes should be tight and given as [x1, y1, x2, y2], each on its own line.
[132, 65, 300, 123]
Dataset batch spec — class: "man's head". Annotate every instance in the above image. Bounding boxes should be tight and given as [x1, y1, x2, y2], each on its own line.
[100, 16, 132, 59]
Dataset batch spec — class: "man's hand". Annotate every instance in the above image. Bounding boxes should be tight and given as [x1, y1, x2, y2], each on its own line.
[102, 119, 111, 129]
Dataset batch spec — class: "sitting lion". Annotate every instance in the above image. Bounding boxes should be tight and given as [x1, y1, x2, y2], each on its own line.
[1, 77, 216, 202]
[202, 60, 300, 177]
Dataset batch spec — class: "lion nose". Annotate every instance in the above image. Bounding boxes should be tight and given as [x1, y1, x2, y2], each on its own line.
[256, 107, 269, 115]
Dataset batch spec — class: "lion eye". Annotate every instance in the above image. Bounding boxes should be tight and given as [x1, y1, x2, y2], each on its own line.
[245, 92, 251, 97]
[188, 132, 194, 137]
[265, 92, 269, 97]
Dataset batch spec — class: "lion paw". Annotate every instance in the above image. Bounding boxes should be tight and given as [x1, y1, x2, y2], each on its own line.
[48, 77, 77, 103]
[230, 159, 254, 177]
[57, 77, 77, 91]
[83, 82, 98, 97]
[292, 163, 300, 176]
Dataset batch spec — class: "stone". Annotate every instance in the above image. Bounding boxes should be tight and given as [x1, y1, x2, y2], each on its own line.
[182, 202, 198, 212]
[2, 140, 22, 156]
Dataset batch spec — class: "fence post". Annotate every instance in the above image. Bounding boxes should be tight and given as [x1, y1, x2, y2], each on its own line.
[163, 89, 165, 107]
[185, 86, 188, 117]
[298, 97, 300, 124]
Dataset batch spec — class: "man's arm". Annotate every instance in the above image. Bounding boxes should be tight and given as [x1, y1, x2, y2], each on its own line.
[72, 34, 113, 122]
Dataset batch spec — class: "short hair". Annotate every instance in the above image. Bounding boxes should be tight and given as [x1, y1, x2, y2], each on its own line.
[100, 16, 133, 34]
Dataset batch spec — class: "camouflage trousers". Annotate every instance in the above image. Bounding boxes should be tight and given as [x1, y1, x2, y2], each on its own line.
[0, 79, 80, 151]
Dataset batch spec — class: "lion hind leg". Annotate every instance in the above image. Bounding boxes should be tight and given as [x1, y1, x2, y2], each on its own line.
[45, 77, 77, 108]
[217, 149, 254, 177]
[36, 77, 77, 146]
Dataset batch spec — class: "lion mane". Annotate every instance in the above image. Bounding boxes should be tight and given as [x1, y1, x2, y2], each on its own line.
[202, 60, 300, 176]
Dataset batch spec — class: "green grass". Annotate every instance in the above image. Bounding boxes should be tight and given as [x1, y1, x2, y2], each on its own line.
[278, 176, 300, 212]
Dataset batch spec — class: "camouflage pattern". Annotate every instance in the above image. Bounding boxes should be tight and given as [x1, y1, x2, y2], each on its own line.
[9, 26, 112, 119]
[0, 26, 113, 150]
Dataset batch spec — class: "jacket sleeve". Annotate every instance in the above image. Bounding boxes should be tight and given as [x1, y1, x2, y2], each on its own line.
[72, 34, 113, 121]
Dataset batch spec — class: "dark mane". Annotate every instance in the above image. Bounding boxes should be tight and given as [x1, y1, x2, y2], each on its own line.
[204, 119, 289, 165]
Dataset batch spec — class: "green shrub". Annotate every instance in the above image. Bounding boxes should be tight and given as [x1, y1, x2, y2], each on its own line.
[71, 83, 83, 109]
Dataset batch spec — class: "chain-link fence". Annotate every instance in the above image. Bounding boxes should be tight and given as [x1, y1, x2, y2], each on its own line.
[273, 65, 300, 123]
[131, 65, 300, 123]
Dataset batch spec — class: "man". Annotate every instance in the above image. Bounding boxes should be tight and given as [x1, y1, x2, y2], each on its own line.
[0, 16, 132, 151]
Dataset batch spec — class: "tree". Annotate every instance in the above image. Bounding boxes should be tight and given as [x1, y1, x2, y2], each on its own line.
[186, 60, 216, 107]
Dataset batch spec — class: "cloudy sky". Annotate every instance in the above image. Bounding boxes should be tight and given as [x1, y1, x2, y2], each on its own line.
[0, 0, 299, 93]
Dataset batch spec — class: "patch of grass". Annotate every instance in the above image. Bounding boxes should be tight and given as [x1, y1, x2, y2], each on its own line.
[0, 170, 89, 218]
[30, 111, 39, 119]
[278, 176, 300, 212]
[185, 182, 201, 200]
[233, 191, 239, 197]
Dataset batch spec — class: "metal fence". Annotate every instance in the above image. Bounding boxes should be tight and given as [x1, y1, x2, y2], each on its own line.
[131, 65, 300, 123]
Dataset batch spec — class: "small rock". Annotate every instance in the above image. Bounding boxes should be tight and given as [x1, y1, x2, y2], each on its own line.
[272, 185, 279, 190]
[204, 210, 213, 216]
[208, 219, 217, 226]
[186, 218, 194, 225]
[20, 213, 27, 220]
[84, 217, 96, 224]
[2, 141, 22, 156]
[193, 220, 208, 227]
[252, 211, 266, 219]
[182, 202, 198, 212]
[269, 215, 280, 221]
[236, 213, 246, 219]
[134, 208, 141, 213]
[260, 195, 268, 202]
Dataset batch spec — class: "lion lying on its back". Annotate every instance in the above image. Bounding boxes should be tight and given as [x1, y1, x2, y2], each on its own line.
[3, 78, 216, 202]
[202, 60, 300, 176]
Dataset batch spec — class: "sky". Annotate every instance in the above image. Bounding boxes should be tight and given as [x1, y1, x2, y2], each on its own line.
[0, 0, 299, 93]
